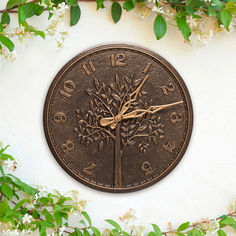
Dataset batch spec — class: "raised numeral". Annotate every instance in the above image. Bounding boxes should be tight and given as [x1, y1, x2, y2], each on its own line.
[162, 141, 175, 153]
[170, 112, 184, 123]
[159, 83, 175, 95]
[54, 112, 67, 124]
[111, 53, 126, 67]
[141, 161, 153, 176]
[143, 62, 152, 73]
[82, 162, 96, 176]
[61, 140, 75, 154]
[59, 80, 75, 99]
[83, 60, 96, 75]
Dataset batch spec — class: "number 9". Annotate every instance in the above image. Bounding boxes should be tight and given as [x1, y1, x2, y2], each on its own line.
[54, 112, 67, 124]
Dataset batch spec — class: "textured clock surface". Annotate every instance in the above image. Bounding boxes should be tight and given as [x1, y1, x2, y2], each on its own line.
[44, 45, 193, 192]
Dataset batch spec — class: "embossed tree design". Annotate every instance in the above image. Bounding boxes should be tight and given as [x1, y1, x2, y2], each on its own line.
[74, 73, 165, 188]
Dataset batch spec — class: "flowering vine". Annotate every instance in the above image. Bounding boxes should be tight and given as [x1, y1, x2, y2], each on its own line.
[0, 142, 236, 236]
[0, 0, 235, 65]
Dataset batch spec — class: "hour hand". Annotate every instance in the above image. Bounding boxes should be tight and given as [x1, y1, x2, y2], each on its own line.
[100, 117, 115, 127]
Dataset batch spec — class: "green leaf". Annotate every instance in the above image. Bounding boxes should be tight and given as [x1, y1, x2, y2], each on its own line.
[68, 0, 78, 6]
[7, 174, 37, 196]
[186, 5, 195, 15]
[70, 5, 81, 26]
[1, 154, 14, 160]
[0, 176, 12, 183]
[186, 0, 205, 8]
[32, 209, 40, 219]
[23, 3, 36, 18]
[111, 2, 122, 23]
[110, 229, 120, 236]
[0, 198, 9, 217]
[147, 233, 157, 236]
[0, 35, 14, 52]
[122, 232, 131, 236]
[219, 217, 236, 227]
[177, 233, 185, 236]
[82, 211, 92, 226]
[186, 231, 192, 236]
[177, 222, 190, 232]
[123, 0, 135, 11]
[54, 212, 62, 227]
[153, 14, 167, 40]
[105, 219, 122, 231]
[91, 226, 101, 236]
[1, 12, 10, 25]
[212, 0, 224, 8]
[176, 16, 191, 41]
[69, 228, 83, 236]
[96, 0, 104, 10]
[83, 230, 90, 236]
[0, 165, 5, 175]
[23, 3, 44, 18]
[220, 10, 232, 30]
[0, 23, 3, 32]
[34, 30, 45, 39]
[6, 0, 25, 10]
[13, 199, 28, 210]
[34, 4, 44, 15]
[217, 230, 227, 236]
[208, 6, 217, 16]
[22, 22, 45, 39]
[151, 224, 162, 236]
[192, 228, 202, 236]
[18, 6, 26, 24]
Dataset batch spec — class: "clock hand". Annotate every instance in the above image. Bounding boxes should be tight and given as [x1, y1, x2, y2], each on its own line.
[119, 74, 149, 116]
[100, 74, 149, 129]
[121, 101, 183, 120]
[100, 101, 183, 128]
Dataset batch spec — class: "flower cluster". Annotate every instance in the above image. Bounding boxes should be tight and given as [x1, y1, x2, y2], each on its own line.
[3, 158, 21, 171]
[136, 0, 236, 47]
[46, 2, 68, 48]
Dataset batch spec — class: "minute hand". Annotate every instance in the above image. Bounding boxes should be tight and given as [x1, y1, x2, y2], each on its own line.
[121, 101, 183, 120]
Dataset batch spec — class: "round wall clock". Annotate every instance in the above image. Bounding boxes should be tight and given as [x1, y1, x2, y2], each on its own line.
[43, 44, 193, 193]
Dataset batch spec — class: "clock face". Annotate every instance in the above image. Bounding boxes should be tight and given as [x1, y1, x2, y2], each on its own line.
[43, 45, 193, 193]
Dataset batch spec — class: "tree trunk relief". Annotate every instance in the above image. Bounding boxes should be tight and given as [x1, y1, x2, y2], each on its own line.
[114, 123, 122, 188]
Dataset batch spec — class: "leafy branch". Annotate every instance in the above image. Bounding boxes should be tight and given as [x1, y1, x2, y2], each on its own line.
[0, 0, 235, 62]
[1, 144, 236, 236]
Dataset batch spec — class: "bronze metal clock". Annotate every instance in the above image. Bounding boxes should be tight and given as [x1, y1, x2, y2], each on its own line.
[43, 44, 193, 193]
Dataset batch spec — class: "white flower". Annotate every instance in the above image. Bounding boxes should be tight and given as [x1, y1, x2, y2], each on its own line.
[57, 2, 68, 15]
[46, 2, 68, 48]
[187, 16, 198, 29]
[3, 158, 21, 171]
[0, 47, 17, 63]
[34, 185, 48, 201]
[50, 2, 68, 17]
[59, 226, 65, 236]
[152, 6, 164, 14]
[207, 219, 220, 234]
[14, 25, 25, 35]
[47, 233, 55, 236]
[25, 202, 35, 210]
[5, 229, 20, 235]
[189, 29, 213, 47]
[22, 214, 33, 224]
